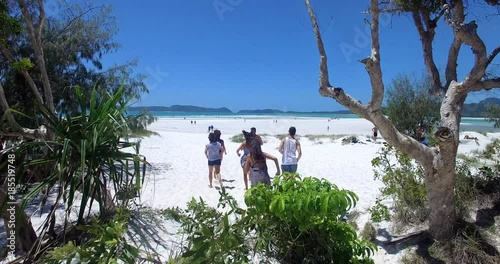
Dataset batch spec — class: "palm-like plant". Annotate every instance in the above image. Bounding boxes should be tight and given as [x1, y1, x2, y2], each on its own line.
[15, 85, 148, 258]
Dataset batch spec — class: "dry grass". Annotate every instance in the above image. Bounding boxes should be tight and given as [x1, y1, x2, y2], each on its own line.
[304, 134, 351, 141]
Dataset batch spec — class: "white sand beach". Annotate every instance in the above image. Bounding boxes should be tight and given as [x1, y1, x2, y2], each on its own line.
[1, 117, 499, 263]
[129, 117, 499, 263]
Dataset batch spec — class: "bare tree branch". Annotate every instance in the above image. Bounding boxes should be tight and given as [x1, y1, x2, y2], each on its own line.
[444, 6, 488, 90]
[445, 39, 462, 88]
[304, 0, 330, 89]
[0, 47, 45, 105]
[487, 46, 500, 67]
[476, 78, 500, 90]
[412, 10, 442, 92]
[304, 0, 435, 166]
[364, 0, 384, 110]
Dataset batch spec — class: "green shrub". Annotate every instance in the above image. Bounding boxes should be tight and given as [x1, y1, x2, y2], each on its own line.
[177, 190, 249, 263]
[371, 145, 428, 224]
[400, 251, 427, 264]
[230, 134, 245, 143]
[342, 135, 360, 144]
[305, 134, 349, 141]
[245, 175, 376, 263]
[360, 222, 377, 241]
[368, 198, 390, 222]
[173, 175, 376, 263]
[46, 209, 140, 263]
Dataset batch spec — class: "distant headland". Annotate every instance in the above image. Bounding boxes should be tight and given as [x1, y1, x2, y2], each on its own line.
[127, 105, 354, 115]
[128, 97, 500, 117]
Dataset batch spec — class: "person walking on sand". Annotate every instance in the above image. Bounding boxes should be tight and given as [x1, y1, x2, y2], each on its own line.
[237, 130, 254, 190]
[244, 139, 280, 187]
[279, 126, 302, 174]
[372, 127, 378, 143]
[214, 129, 227, 161]
[205, 133, 224, 188]
[250, 127, 264, 145]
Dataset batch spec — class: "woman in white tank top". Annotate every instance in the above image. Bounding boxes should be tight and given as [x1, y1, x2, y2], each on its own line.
[278, 126, 302, 174]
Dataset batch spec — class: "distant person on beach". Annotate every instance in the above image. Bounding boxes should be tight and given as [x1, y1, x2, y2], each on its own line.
[279, 126, 302, 174]
[250, 127, 264, 145]
[237, 130, 254, 190]
[327, 126, 329, 131]
[213, 129, 227, 160]
[244, 138, 280, 187]
[372, 127, 378, 143]
[205, 133, 224, 188]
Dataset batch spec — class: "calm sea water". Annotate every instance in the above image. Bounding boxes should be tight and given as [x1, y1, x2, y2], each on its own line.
[127, 111, 499, 132]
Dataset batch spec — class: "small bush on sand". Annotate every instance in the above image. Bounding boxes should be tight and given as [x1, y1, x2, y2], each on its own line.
[46, 209, 141, 263]
[360, 222, 377, 241]
[400, 251, 427, 264]
[342, 135, 360, 145]
[369, 198, 390, 222]
[347, 210, 360, 230]
[371, 145, 428, 225]
[230, 134, 245, 143]
[305, 134, 349, 141]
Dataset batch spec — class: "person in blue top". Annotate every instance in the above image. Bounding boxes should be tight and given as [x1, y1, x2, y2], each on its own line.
[236, 130, 254, 190]
[205, 133, 225, 188]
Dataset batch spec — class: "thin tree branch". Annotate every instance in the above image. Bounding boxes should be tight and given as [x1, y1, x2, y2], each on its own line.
[365, 0, 384, 110]
[445, 38, 462, 88]
[487, 46, 500, 67]
[412, 10, 442, 92]
[444, 5, 487, 90]
[304, 0, 435, 166]
[475, 78, 500, 91]
[304, 0, 330, 89]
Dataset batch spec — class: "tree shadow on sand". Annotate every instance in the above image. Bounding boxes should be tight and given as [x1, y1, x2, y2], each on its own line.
[373, 210, 500, 264]
[126, 207, 182, 262]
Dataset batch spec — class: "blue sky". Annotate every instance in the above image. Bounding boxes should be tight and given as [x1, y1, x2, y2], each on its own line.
[98, 0, 499, 112]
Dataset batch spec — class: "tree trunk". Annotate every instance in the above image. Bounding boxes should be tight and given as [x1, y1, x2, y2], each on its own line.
[426, 165, 456, 240]
[0, 188, 37, 252]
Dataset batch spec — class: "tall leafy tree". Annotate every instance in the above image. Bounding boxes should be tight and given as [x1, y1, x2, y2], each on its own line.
[304, 0, 500, 241]
[0, 0, 152, 253]
[384, 73, 441, 138]
[485, 104, 500, 128]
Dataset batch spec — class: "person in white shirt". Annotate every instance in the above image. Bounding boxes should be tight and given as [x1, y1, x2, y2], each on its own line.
[278, 126, 302, 174]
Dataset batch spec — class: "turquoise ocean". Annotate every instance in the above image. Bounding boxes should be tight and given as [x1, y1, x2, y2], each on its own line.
[128, 111, 499, 133]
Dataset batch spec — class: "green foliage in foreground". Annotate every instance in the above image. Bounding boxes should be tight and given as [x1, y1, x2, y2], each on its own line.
[169, 175, 376, 264]
[46, 209, 140, 263]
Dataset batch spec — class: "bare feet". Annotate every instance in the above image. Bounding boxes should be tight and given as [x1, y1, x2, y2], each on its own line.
[209, 184, 213, 188]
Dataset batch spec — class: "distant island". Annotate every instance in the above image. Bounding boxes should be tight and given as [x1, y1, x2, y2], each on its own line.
[128, 97, 500, 117]
[128, 105, 232, 113]
[128, 105, 354, 115]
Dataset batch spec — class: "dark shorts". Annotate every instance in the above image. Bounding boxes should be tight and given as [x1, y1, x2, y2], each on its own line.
[208, 159, 222, 166]
[373, 132, 378, 137]
[281, 164, 298, 173]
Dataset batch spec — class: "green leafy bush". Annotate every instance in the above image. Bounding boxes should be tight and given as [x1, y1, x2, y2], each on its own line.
[177, 190, 249, 263]
[230, 134, 245, 143]
[171, 175, 376, 263]
[245, 175, 376, 263]
[371, 145, 428, 224]
[46, 209, 140, 263]
[368, 198, 390, 222]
